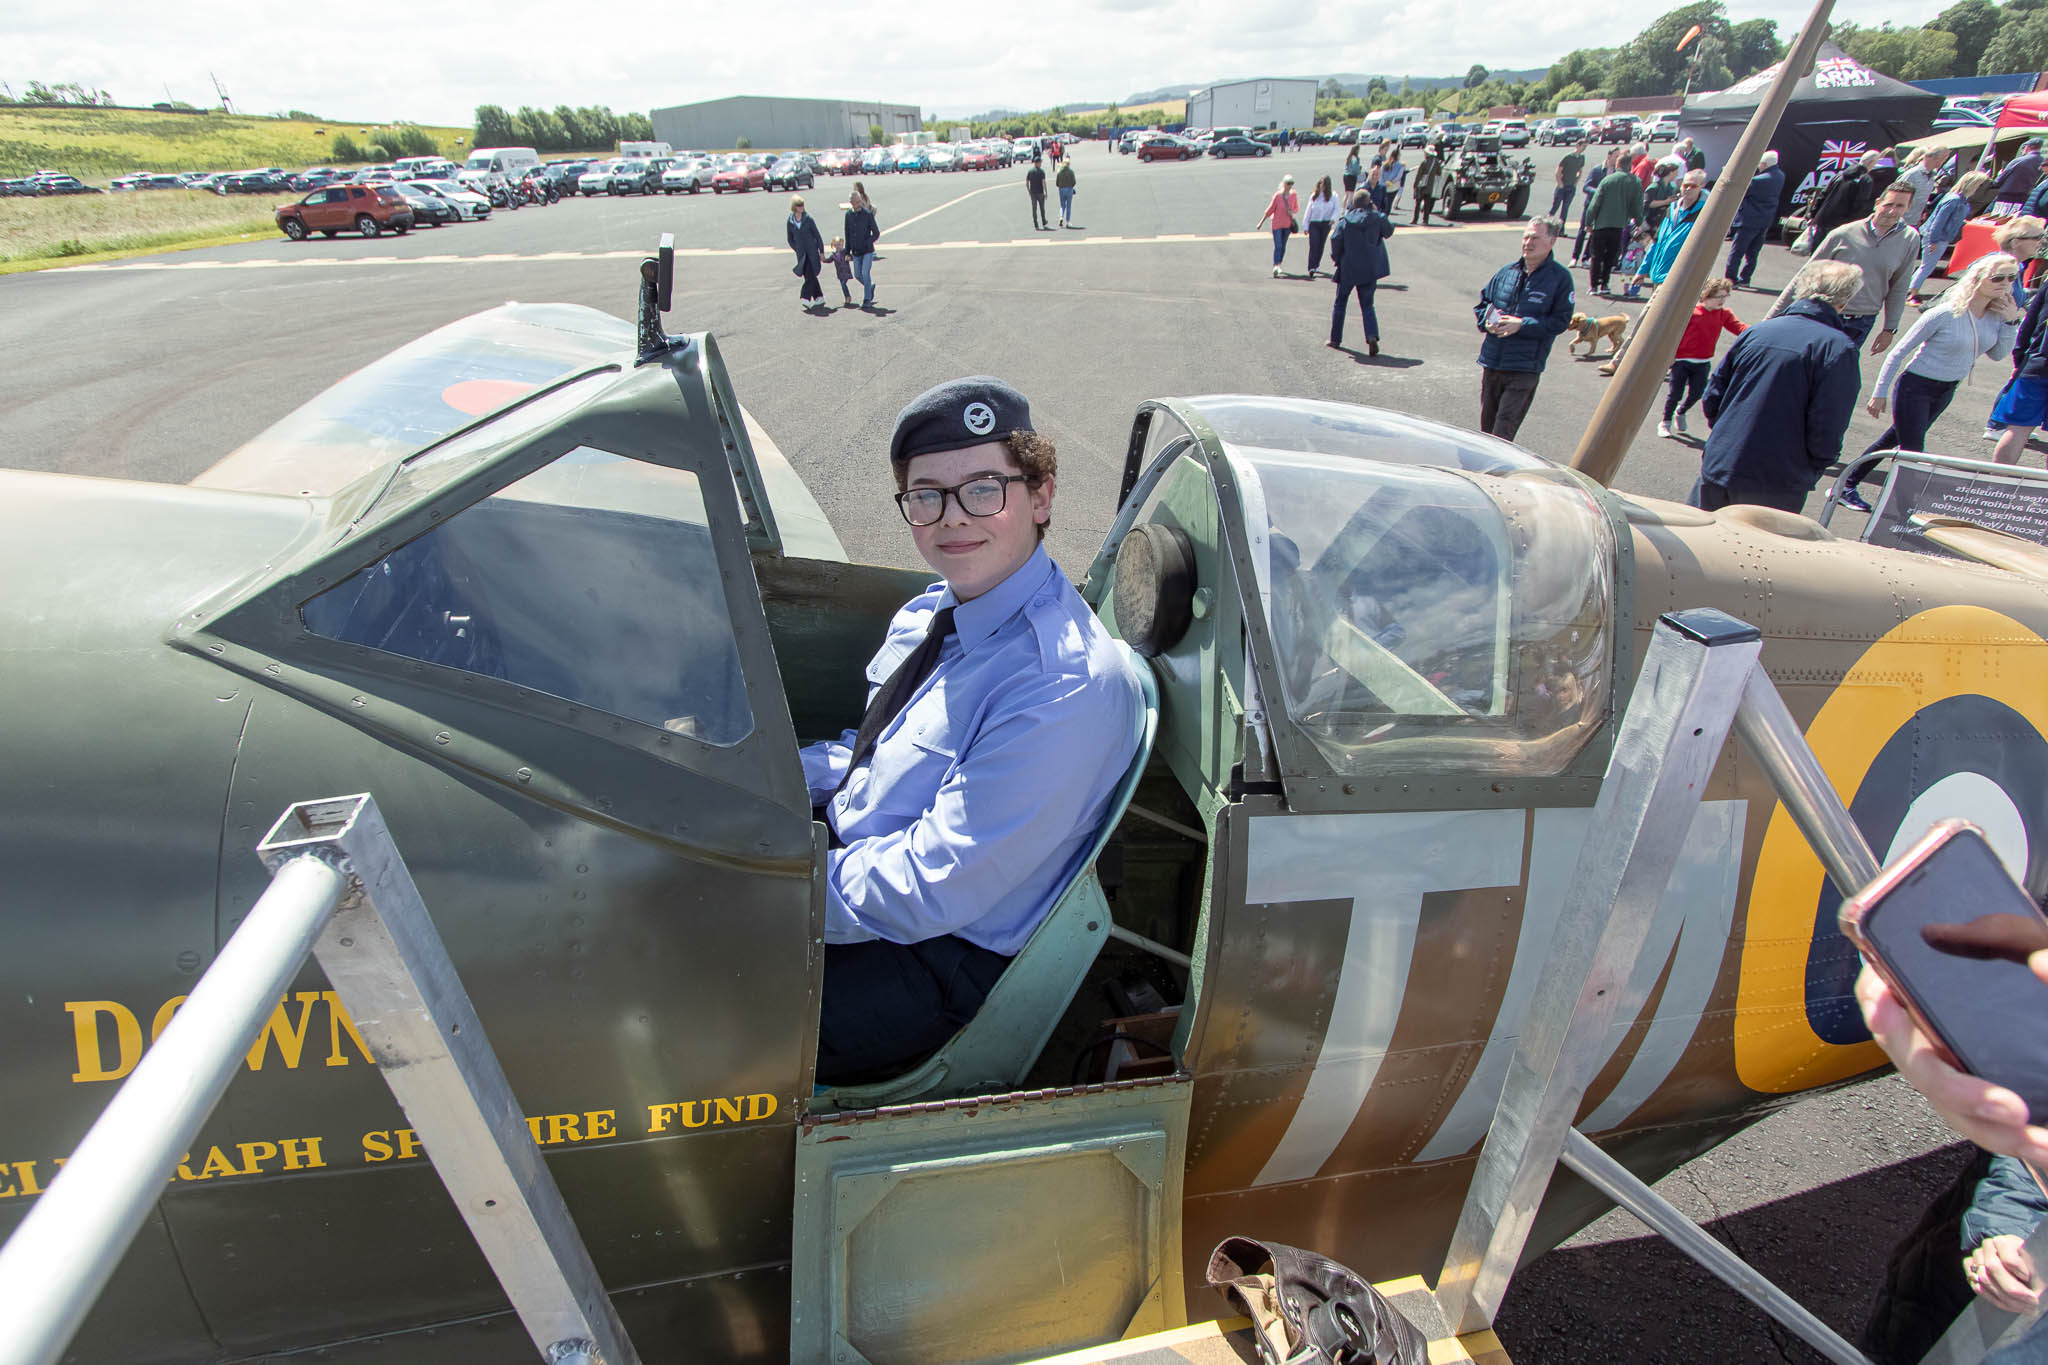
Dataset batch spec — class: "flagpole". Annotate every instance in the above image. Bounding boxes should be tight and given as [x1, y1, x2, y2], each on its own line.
[1568, 0, 1837, 487]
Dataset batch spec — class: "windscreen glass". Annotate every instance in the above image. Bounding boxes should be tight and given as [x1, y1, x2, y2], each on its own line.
[301, 447, 752, 746]
[1236, 441, 1612, 777]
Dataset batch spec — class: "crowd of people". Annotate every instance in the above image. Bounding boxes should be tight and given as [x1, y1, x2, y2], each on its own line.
[773, 131, 2047, 516]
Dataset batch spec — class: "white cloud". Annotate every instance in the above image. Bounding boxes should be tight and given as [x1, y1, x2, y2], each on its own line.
[3, 0, 1960, 127]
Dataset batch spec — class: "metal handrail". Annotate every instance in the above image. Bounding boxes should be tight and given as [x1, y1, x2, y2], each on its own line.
[1435, 605, 2046, 1363]
[0, 857, 347, 1362]
[0, 794, 638, 1365]
[1817, 448, 2048, 529]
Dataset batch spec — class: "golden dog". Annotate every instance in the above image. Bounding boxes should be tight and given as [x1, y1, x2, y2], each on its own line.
[1568, 312, 1629, 357]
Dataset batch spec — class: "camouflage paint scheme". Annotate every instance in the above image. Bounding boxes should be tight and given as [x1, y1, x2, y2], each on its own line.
[3, 304, 2045, 1364]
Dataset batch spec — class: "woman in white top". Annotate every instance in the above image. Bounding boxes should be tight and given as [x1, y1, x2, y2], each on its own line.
[1302, 176, 1341, 280]
[1844, 251, 2021, 508]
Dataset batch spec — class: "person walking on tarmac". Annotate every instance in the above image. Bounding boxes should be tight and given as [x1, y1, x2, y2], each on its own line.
[1055, 159, 1077, 228]
[1327, 188, 1395, 354]
[1411, 145, 1443, 226]
[1258, 174, 1300, 277]
[1026, 159, 1049, 231]
[787, 195, 826, 311]
[1584, 153, 1644, 296]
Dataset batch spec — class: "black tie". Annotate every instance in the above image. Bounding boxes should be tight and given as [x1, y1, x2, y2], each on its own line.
[835, 607, 956, 797]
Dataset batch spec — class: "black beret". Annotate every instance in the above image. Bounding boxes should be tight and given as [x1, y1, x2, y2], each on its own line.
[890, 376, 1032, 465]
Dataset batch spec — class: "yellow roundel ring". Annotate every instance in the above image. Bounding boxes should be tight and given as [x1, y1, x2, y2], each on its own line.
[1735, 604, 2048, 1094]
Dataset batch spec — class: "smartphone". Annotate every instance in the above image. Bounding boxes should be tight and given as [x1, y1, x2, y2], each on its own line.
[1840, 819, 2048, 1119]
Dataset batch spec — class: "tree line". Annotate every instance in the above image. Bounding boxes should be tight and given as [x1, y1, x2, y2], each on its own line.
[473, 104, 655, 152]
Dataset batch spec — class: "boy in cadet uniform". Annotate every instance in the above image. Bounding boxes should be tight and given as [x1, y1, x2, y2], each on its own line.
[802, 377, 1142, 1084]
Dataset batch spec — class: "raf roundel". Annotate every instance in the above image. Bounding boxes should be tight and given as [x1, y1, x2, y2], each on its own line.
[963, 402, 996, 437]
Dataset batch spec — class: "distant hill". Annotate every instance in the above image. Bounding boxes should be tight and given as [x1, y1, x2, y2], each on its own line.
[0, 104, 472, 179]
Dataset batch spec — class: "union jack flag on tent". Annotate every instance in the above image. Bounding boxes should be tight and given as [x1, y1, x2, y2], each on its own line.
[1816, 139, 1867, 172]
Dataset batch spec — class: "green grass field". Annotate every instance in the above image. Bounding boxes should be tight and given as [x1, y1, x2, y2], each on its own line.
[0, 106, 473, 179]
[0, 189, 292, 269]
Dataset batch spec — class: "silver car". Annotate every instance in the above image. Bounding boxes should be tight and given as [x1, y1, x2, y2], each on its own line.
[662, 158, 716, 194]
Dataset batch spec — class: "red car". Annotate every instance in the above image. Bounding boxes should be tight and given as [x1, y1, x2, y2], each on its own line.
[711, 160, 766, 193]
[275, 183, 414, 239]
[1137, 136, 1196, 162]
[959, 148, 997, 171]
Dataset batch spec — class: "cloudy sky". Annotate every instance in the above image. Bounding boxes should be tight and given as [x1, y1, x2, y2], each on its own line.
[8, 0, 1942, 126]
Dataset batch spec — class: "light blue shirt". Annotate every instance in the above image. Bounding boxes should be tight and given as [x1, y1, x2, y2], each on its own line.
[799, 546, 1141, 955]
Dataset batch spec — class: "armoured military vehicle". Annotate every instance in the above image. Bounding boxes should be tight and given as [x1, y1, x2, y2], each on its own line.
[1434, 131, 1535, 219]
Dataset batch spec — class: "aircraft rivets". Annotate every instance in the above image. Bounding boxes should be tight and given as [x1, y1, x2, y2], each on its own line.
[176, 950, 201, 973]
[515, 768, 533, 783]
[339, 937, 354, 948]
[350, 696, 367, 708]
[435, 732, 451, 745]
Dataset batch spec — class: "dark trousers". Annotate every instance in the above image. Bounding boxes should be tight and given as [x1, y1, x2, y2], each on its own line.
[1587, 226, 1624, 292]
[1856, 370, 1958, 489]
[799, 264, 823, 302]
[1412, 188, 1433, 224]
[818, 936, 1011, 1084]
[1688, 477, 1810, 514]
[1305, 220, 1332, 274]
[1551, 181, 1577, 225]
[1479, 367, 1541, 440]
[1839, 313, 1878, 349]
[1664, 359, 1711, 421]
[1725, 223, 1768, 285]
[1030, 192, 1048, 229]
[1342, 173, 1358, 195]
[1330, 279, 1379, 346]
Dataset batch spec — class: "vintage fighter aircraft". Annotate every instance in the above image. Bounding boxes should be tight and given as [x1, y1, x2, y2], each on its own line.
[5, 233, 2048, 1363]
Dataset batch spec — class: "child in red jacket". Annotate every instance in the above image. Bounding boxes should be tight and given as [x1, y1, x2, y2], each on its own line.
[1660, 276, 1747, 438]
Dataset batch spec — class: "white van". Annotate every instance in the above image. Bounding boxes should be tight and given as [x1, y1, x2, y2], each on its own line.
[1362, 108, 1426, 142]
[617, 140, 673, 160]
[462, 146, 539, 187]
[393, 155, 459, 179]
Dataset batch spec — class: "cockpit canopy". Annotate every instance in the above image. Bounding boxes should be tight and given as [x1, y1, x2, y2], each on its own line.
[1169, 397, 1615, 780]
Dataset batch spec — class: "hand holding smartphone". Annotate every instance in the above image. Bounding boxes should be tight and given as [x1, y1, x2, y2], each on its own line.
[1841, 819, 2048, 1120]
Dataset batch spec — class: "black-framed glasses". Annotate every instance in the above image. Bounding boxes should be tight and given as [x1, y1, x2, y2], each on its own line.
[896, 474, 1031, 526]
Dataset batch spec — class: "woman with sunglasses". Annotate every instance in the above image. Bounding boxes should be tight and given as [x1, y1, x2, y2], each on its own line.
[1847, 251, 2023, 509]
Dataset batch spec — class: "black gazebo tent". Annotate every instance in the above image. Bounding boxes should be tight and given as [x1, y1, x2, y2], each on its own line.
[1679, 43, 1941, 226]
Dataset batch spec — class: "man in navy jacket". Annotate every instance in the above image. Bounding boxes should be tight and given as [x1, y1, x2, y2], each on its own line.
[1473, 215, 1575, 441]
[1725, 150, 1787, 288]
[1694, 259, 1864, 513]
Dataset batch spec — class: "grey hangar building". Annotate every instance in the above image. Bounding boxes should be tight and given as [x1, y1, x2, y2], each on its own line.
[650, 96, 924, 151]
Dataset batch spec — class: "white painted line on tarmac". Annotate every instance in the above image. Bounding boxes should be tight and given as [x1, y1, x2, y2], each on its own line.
[64, 221, 1524, 273]
[884, 180, 1014, 234]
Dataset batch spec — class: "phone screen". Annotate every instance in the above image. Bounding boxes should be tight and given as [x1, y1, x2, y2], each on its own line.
[1860, 829, 2048, 1119]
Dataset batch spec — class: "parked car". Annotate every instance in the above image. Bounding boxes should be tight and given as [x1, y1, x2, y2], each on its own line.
[894, 146, 931, 172]
[1499, 120, 1531, 148]
[765, 155, 817, 190]
[859, 146, 892, 173]
[1137, 134, 1196, 162]
[405, 179, 491, 220]
[1647, 114, 1680, 142]
[959, 146, 998, 171]
[33, 175, 104, 196]
[389, 184, 457, 226]
[661, 159, 717, 194]
[1933, 105, 1996, 131]
[579, 161, 627, 196]
[609, 159, 666, 195]
[712, 159, 766, 193]
[1400, 125, 1431, 148]
[1206, 136, 1270, 158]
[275, 183, 413, 239]
[219, 171, 293, 194]
[926, 145, 962, 172]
